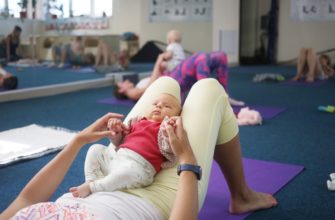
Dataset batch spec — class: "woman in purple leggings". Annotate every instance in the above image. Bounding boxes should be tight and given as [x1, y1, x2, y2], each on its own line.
[115, 51, 231, 103]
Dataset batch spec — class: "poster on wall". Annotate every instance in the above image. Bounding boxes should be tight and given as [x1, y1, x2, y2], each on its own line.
[291, 0, 335, 21]
[45, 17, 109, 31]
[149, 0, 212, 22]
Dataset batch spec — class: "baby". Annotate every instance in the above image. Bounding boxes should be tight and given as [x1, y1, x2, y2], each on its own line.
[70, 93, 181, 198]
[160, 30, 186, 72]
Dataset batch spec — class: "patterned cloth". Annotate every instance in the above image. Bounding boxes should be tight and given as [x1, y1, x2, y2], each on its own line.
[165, 51, 228, 102]
[11, 202, 96, 220]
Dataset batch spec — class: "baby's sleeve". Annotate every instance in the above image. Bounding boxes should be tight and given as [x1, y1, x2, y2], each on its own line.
[158, 117, 177, 168]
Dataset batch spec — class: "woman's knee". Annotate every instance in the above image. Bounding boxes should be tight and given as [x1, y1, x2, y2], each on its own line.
[190, 78, 228, 97]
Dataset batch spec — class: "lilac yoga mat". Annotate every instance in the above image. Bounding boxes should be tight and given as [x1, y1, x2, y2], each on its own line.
[232, 105, 286, 119]
[282, 79, 326, 87]
[199, 158, 304, 220]
[97, 97, 136, 107]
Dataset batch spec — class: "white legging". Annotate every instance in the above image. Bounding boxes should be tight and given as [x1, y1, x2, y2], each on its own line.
[124, 76, 238, 219]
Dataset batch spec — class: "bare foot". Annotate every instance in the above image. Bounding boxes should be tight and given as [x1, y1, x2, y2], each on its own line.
[69, 182, 91, 198]
[292, 75, 300, 81]
[229, 190, 278, 214]
[306, 76, 314, 82]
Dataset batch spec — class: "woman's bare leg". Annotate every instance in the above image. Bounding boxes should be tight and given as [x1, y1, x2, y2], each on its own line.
[214, 136, 278, 214]
[94, 41, 103, 66]
[306, 48, 318, 82]
[293, 48, 307, 81]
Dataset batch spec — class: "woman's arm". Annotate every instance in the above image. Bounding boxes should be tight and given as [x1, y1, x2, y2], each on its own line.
[323, 65, 335, 77]
[148, 53, 166, 86]
[167, 117, 199, 220]
[0, 112, 123, 219]
[124, 87, 146, 101]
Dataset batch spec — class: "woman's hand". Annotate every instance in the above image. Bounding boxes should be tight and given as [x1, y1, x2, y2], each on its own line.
[75, 112, 124, 146]
[165, 117, 197, 165]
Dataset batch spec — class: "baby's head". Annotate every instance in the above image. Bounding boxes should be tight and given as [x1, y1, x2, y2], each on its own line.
[320, 54, 332, 66]
[166, 30, 182, 44]
[148, 93, 181, 122]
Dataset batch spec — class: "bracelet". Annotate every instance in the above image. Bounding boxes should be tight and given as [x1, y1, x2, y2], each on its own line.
[177, 164, 202, 180]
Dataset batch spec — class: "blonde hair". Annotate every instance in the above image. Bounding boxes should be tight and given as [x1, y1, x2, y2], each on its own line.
[167, 30, 182, 44]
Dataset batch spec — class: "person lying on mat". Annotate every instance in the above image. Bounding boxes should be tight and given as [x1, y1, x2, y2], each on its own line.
[51, 36, 95, 68]
[0, 64, 18, 90]
[292, 48, 334, 82]
[69, 93, 181, 198]
[94, 39, 129, 70]
[115, 51, 245, 106]
[0, 77, 277, 220]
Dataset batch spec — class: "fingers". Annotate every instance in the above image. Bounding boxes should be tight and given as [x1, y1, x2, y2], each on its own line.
[174, 117, 185, 137]
[166, 122, 177, 142]
[98, 112, 124, 126]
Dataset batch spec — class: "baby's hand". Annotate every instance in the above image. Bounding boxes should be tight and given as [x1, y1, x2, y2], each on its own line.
[107, 118, 129, 136]
[161, 117, 177, 137]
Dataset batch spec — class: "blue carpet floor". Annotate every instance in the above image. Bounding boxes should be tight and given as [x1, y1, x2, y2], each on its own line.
[0, 64, 335, 219]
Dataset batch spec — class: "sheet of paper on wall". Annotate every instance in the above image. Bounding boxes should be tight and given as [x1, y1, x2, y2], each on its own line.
[149, 0, 212, 22]
[290, 0, 335, 21]
[0, 124, 77, 167]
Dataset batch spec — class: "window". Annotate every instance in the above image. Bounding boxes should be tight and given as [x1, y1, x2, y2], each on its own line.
[8, 1, 21, 18]
[47, 0, 69, 18]
[94, 0, 113, 17]
[71, 0, 90, 17]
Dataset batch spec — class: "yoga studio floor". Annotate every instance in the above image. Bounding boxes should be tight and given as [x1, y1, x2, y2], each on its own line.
[1, 64, 335, 219]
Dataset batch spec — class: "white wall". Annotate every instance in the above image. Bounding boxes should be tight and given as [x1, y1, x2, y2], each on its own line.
[0, 18, 43, 38]
[138, 0, 212, 53]
[212, 0, 240, 64]
[277, 0, 335, 62]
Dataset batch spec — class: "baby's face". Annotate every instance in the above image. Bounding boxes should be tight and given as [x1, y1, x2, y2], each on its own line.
[148, 94, 181, 122]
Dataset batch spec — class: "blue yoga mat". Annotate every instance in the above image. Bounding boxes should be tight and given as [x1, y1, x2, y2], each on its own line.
[282, 79, 327, 87]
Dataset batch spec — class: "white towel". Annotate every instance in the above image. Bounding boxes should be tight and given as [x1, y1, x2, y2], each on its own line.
[0, 124, 77, 166]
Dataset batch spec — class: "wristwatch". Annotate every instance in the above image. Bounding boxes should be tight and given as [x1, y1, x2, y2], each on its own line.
[177, 164, 202, 180]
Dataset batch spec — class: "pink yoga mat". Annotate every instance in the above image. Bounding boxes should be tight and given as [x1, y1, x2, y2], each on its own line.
[199, 158, 304, 220]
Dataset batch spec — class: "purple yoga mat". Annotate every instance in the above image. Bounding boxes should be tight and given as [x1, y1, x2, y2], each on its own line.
[232, 105, 286, 119]
[69, 67, 96, 73]
[199, 158, 304, 220]
[97, 97, 136, 107]
[282, 79, 326, 87]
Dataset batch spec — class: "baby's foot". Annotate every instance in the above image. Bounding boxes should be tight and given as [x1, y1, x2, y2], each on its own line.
[229, 190, 278, 214]
[69, 182, 91, 198]
[330, 173, 335, 181]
